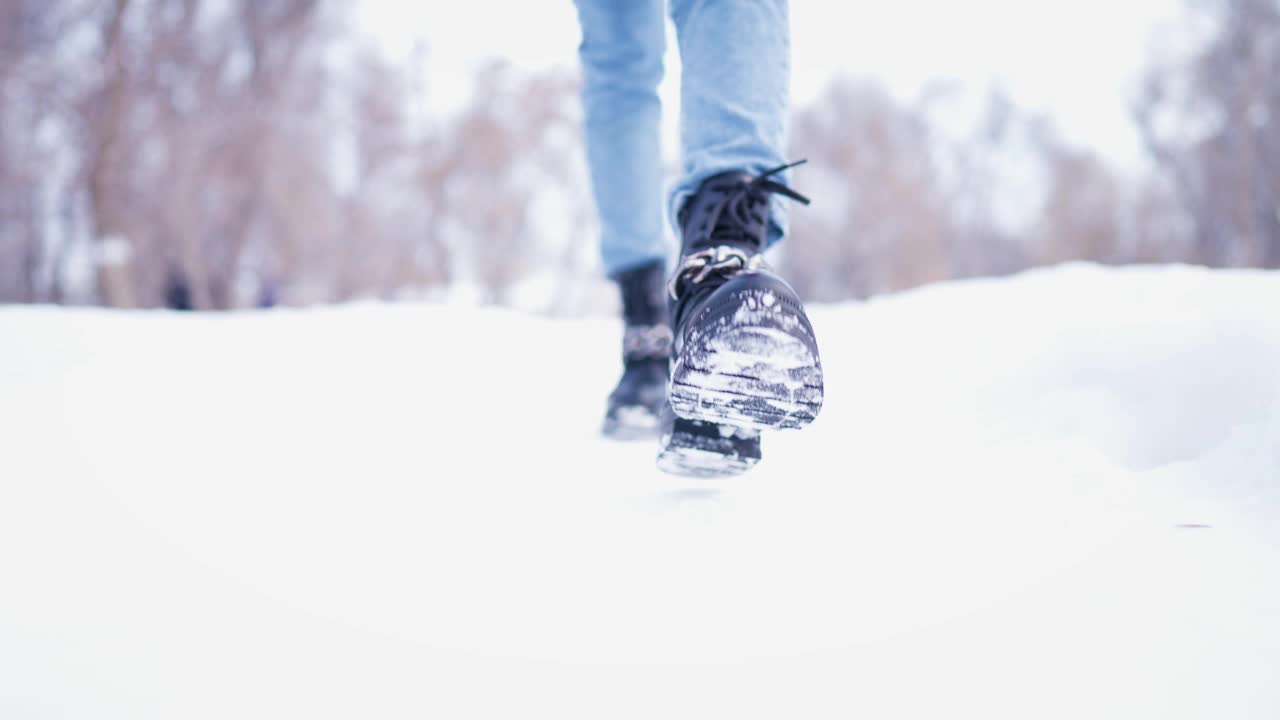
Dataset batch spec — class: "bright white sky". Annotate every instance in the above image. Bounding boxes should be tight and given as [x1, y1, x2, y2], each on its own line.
[358, 0, 1188, 168]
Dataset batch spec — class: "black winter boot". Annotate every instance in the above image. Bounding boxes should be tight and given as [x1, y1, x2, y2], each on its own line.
[665, 162, 824, 435]
[602, 259, 672, 440]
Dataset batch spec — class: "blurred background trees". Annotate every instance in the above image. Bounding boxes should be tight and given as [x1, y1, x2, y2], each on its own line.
[1136, 0, 1280, 268]
[1, 0, 1275, 311]
[0, 0, 588, 310]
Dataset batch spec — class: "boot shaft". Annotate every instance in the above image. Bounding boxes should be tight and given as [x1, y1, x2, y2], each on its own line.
[675, 162, 810, 259]
[614, 259, 667, 327]
[614, 259, 672, 364]
[677, 171, 769, 257]
[668, 163, 811, 331]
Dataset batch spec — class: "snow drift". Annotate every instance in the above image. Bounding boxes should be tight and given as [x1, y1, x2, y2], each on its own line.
[1, 263, 1277, 719]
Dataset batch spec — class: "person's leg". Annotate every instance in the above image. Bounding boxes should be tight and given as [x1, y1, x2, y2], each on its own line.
[655, 0, 822, 477]
[667, 0, 793, 247]
[574, 0, 672, 439]
[573, 0, 669, 277]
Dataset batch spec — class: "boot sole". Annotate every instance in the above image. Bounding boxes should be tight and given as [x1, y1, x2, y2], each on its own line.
[656, 415, 761, 478]
[670, 323, 824, 432]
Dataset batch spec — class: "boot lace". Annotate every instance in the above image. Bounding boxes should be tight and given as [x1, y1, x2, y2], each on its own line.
[668, 160, 811, 301]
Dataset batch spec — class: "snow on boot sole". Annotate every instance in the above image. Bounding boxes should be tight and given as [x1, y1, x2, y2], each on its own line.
[670, 290, 824, 432]
[656, 414, 761, 478]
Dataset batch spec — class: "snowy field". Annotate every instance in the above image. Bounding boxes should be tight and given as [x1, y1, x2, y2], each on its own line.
[2, 263, 1278, 719]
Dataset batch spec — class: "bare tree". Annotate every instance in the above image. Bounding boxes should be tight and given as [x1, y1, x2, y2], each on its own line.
[1136, 0, 1280, 267]
[62, 0, 342, 308]
[783, 77, 954, 301]
[424, 62, 588, 306]
[1033, 135, 1125, 265]
[0, 0, 92, 303]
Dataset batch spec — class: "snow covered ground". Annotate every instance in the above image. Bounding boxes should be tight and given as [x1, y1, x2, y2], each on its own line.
[2, 263, 1278, 719]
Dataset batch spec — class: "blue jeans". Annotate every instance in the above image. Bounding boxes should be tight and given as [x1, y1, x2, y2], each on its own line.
[574, 0, 793, 278]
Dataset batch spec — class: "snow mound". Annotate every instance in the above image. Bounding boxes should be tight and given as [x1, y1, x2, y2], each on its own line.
[1, 263, 1277, 719]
